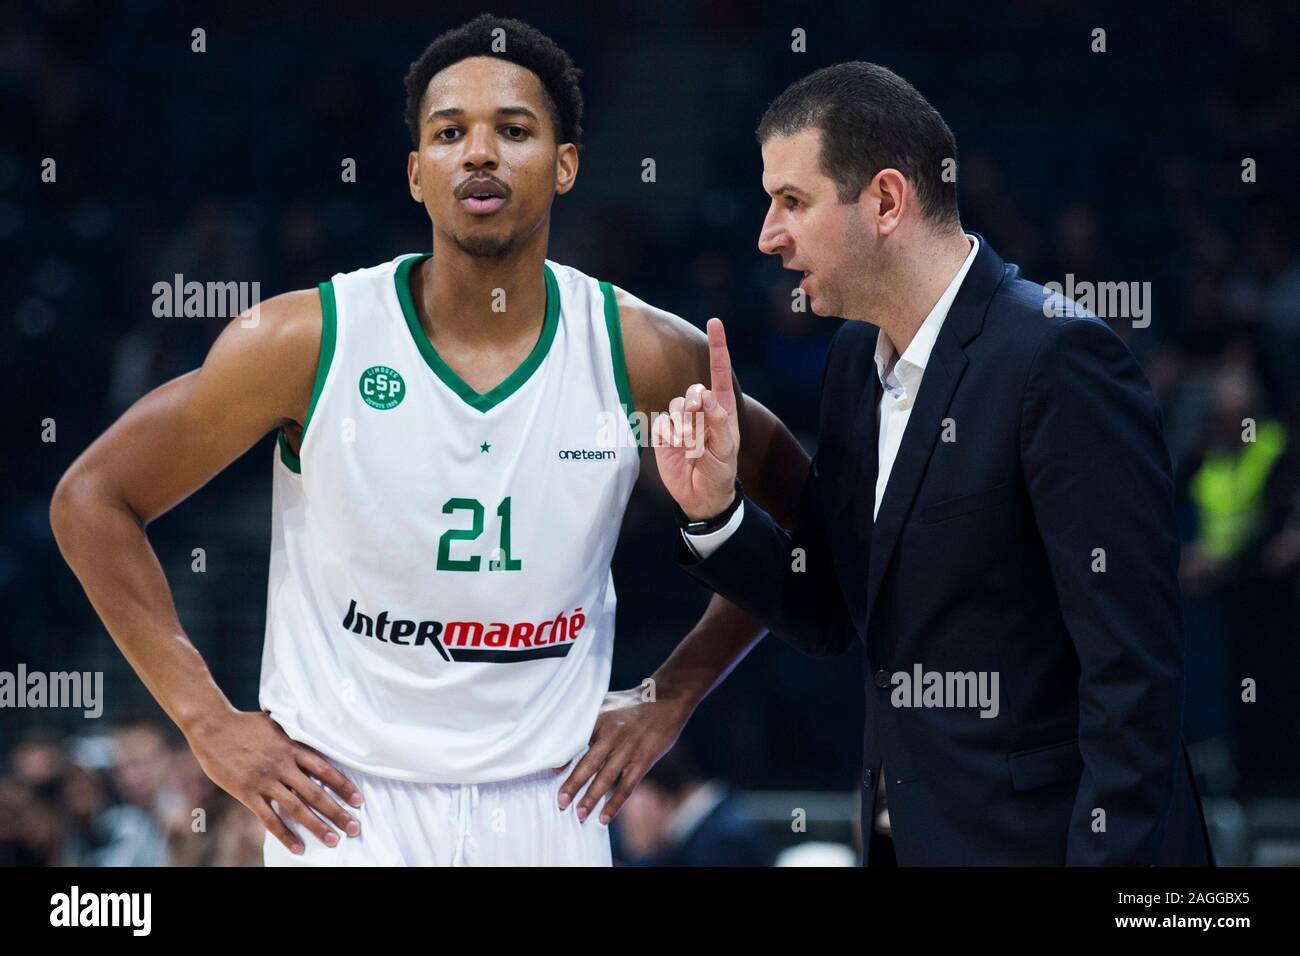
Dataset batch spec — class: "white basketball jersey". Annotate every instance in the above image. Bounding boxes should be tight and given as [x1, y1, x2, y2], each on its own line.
[259, 253, 640, 783]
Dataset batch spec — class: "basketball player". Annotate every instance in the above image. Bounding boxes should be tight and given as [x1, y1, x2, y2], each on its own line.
[49, 15, 808, 865]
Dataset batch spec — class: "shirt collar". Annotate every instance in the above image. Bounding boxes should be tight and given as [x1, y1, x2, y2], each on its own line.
[874, 234, 980, 394]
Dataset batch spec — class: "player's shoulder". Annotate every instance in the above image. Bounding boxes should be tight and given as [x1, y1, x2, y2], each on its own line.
[540, 257, 591, 291]
[609, 284, 706, 354]
[596, 282, 709, 411]
[542, 259, 688, 339]
[332, 253, 418, 285]
[314, 252, 423, 316]
[612, 284, 709, 376]
[542, 261, 713, 406]
[204, 287, 323, 406]
[181, 286, 325, 427]
[228, 287, 323, 356]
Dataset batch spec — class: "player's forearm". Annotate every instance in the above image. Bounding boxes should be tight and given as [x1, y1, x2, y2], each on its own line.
[650, 595, 766, 710]
[50, 476, 235, 734]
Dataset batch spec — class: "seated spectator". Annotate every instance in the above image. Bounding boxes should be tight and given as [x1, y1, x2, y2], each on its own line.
[613, 746, 771, 867]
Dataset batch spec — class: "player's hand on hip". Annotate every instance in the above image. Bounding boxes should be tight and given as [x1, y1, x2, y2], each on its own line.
[552, 687, 692, 824]
[185, 709, 363, 854]
[651, 317, 741, 520]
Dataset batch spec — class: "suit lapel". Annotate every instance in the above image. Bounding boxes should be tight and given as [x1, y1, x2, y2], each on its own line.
[860, 235, 1006, 633]
[850, 358, 882, 545]
[862, 338, 968, 627]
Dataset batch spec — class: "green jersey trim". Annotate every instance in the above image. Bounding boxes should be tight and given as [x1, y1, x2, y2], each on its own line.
[598, 280, 640, 443]
[278, 430, 301, 474]
[303, 280, 338, 439]
[277, 280, 337, 476]
[394, 254, 560, 413]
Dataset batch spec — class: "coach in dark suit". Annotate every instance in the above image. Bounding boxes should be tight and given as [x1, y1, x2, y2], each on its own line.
[650, 62, 1214, 865]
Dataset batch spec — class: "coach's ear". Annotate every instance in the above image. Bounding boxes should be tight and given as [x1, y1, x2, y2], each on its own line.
[869, 167, 909, 237]
[554, 142, 579, 196]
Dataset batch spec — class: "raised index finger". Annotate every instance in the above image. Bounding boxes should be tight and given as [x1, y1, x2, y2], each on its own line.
[706, 318, 735, 411]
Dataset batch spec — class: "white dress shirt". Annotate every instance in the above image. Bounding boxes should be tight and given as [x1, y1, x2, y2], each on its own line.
[866, 234, 978, 836]
[685, 234, 980, 839]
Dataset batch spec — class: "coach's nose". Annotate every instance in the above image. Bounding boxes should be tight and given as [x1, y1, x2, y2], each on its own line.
[758, 208, 790, 256]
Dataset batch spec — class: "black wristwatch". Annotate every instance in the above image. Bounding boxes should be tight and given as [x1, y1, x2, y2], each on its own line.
[678, 479, 744, 536]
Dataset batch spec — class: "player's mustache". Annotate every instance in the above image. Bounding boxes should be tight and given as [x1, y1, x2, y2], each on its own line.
[454, 175, 512, 200]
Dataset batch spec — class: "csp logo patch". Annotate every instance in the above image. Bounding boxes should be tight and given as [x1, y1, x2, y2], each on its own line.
[359, 365, 405, 410]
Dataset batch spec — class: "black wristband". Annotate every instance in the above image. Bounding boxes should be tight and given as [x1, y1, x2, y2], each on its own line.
[678, 479, 744, 536]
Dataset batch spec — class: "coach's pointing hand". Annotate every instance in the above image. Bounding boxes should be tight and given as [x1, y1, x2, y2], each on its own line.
[652, 318, 741, 520]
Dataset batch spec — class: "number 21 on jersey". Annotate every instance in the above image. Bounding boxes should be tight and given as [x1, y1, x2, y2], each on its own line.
[436, 496, 523, 572]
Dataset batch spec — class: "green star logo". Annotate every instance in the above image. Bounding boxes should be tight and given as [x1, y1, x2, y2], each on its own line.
[480, 441, 491, 453]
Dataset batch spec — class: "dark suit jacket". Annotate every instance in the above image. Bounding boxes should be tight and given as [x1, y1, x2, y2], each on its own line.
[680, 236, 1215, 866]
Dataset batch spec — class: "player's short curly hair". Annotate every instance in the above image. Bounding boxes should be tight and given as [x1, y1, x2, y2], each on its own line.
[404, 14, 584, 149]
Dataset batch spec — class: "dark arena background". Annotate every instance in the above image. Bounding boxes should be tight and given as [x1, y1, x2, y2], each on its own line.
[2, 0, 1298, 890]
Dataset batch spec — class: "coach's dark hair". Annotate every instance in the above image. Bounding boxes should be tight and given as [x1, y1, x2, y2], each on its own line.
[757, 62, 959, 225]
[404, 14, 583, 148]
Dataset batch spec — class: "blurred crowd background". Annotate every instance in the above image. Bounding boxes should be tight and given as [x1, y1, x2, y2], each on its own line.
[2, 0, 1298, 866]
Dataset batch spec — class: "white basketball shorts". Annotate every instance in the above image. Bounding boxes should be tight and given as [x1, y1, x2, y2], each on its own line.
[262, 758, 611, 867]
